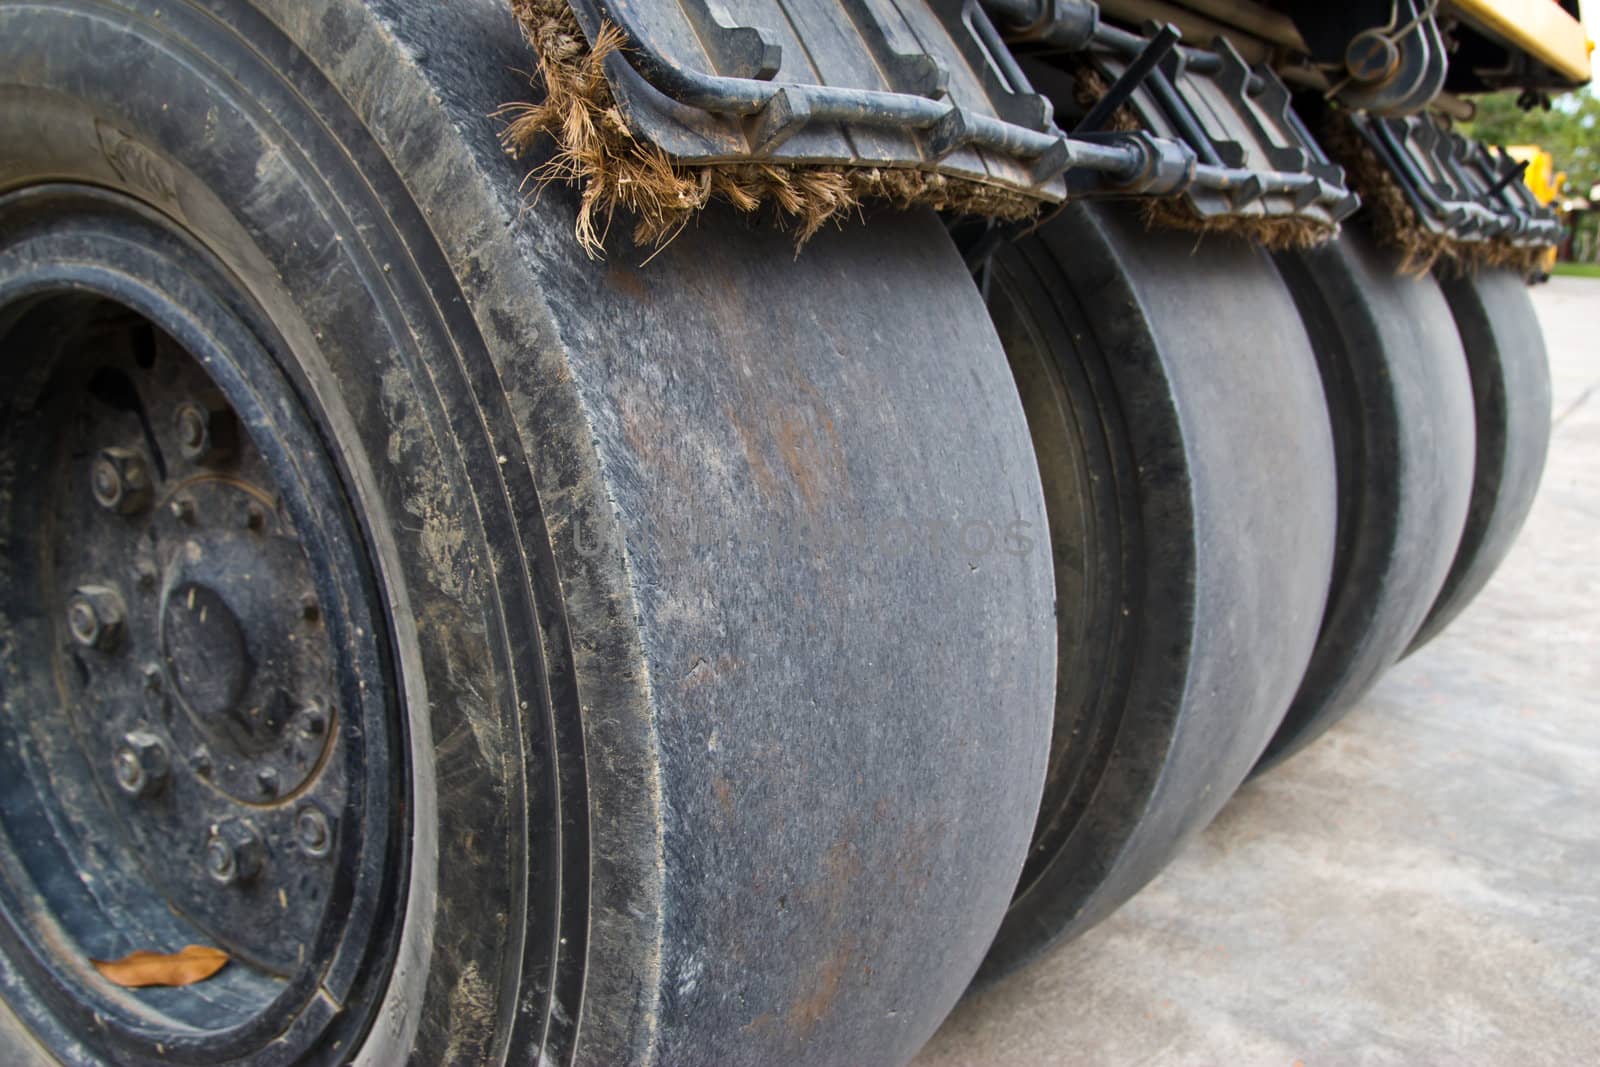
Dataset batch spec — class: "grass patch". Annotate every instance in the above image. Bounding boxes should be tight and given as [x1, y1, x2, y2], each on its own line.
[1551, 261, 1600, 278]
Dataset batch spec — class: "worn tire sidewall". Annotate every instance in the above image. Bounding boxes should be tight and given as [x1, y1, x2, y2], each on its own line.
[0, 2, 592, 1061]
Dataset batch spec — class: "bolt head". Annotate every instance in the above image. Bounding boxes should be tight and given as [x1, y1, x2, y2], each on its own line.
[1345, 30, 1401, 85]
[175, 405, 207, 453]
[174, 402, 236, 464]
[65, 586, 126, 651]
[170, 494, 197, 523]
[67, 600, 99, 647]
[113, 731, 169, 797]
[205, 819, 264, 884]
[300, 701, 328, 737]
[204, 837, 236, 882]
[256, 767, 279, 798]
[91, 460, 121, 503]
[296, 804, 333, 858]
[91, 448, 152, 514]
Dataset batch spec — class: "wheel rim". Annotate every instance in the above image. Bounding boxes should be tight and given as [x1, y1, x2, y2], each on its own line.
[0, 185, 405, 1063]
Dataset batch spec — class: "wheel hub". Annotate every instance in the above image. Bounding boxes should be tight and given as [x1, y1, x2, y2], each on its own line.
[149, 480, 334, 776]
[0, 185, 404, 1064]
[53, 382, 347, 973]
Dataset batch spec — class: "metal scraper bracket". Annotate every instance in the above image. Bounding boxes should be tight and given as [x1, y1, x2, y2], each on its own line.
[562, 0, 1355, 222]
[1071, 22, 1360, 229]
[1349, 112, 1563, 249]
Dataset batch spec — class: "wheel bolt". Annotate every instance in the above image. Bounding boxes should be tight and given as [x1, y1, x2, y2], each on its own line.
[176, 406, 204, 451]
[174, 402, 236, 465]
[296, 804, 333, 858]
[113, 731, 169, 797]
[66, 586, 126, 651]
[256, 767, 279, 798]
[300, 701, 328, 737]
[90, 448, 152, 515]
[205, 819, 264, 885]
[170, 494, 197, 523]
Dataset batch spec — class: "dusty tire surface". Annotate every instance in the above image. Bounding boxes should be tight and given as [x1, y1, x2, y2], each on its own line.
[1406, 269, 1553, 653]
[1258, 228, 1476, 773]
[974, 204, 1337, 981]
[0, 2, 1055, 1064]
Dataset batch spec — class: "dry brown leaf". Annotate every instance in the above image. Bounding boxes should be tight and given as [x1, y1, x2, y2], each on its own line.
[92, 944, 229, 988]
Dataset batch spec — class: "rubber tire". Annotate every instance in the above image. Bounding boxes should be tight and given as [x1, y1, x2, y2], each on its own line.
[974, 204, 1338, 981]
[0, 2, 1055, 1065]
[1405, 269, 1552, 652]
[1257, 228, 1476, 772]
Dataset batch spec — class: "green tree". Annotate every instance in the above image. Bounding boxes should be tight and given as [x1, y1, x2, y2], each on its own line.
[1461, 89, 1600, 198]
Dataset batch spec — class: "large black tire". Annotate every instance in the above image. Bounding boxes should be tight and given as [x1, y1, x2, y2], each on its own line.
[1406, 269, 1553, 652]
[973, 204, 1338, 981]
[0, 2, 1055, 1064]
[1257, 229, 1476, 772]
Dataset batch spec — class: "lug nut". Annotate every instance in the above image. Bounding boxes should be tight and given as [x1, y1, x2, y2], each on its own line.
[173, 401, 236, 465]
[300, 701, 328, 738]
[169, 494, 197, 524]
[204, 819, 264, 885]
[90, 448, 152, 515]
[296, 804, 333, 858]
[191, 745, 213, 778]
[113, 731, 170, 797]
[175, 405, 205, 453]
[66, 586, 126, 651]
[256, 767, 279, 798]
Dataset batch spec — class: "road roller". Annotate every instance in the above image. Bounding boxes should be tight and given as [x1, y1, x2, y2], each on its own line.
[0, 0, 1580, 1062]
